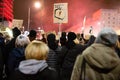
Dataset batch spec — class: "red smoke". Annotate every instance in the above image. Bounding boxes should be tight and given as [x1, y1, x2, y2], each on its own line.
[31, 0, 119, 35]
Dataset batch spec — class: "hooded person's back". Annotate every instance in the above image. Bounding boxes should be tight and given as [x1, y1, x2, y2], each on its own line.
[71, 27, 120, 80]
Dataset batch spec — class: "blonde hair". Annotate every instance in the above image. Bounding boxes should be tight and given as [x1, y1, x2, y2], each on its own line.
[25, 40, 49, 60]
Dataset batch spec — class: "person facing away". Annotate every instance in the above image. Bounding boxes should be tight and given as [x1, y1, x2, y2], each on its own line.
[28, 30, 37, 42]
[4, 27, 21, 78]
[46, 33, 61, 72]
[58, 32, 95, 80]
[7, 34, 30, 75]
[8, 40, 58, 80]
[60, 32, 67, 46]
[0, 32, 5, 80]
[71, 27, 120, 80]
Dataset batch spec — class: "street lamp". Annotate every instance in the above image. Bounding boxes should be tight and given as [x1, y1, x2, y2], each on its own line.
[35, 1, 41, 9]
[27, 1, 41, 31]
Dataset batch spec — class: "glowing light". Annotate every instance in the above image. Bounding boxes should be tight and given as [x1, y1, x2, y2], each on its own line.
[97, 22, 101, 25]
[6, 28, 13, 38]
[34, 1, 41, 9]
[38, 27, 40, 30]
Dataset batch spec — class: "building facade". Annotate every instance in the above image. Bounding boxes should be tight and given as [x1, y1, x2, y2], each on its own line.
[93, 9, 120, 29]
[0, 0, 13, 28]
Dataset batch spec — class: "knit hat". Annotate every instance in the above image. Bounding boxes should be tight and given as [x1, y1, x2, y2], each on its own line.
[67, 32, 76, 41]
[95, 27, 118, 47]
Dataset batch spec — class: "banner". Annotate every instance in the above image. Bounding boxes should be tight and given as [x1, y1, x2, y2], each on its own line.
[12, 19, 23, 29]
[53, 3, 68, 23]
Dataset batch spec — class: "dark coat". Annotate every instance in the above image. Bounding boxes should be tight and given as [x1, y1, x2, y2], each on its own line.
[0, 48, 3, 80]
[0, 37, 5, 80]
[7, 47, 25, 74]
[8, 67, 58, 80]
[47, 46, 61, 71]
[58, 35, 95, 80]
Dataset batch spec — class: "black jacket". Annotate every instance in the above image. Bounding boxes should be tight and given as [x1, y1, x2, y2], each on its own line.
[58, 35, 95, 80]
[9, 67, 58, 80]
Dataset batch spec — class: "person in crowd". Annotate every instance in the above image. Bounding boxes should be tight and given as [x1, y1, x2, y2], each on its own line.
[4, 27, 21, 78]
[7, 34, 30, 75]
[46, 33, 61, 72]
[41, 33, 47, 43]
[28, 30, 37, 41]
[60, 32, 67, 46]
[76, 33, 85, 45]
[9, 40, 58, 80]
[5, 27, 21, 54]
[71, 27, 120, 80]
[115, 35, 120, 57]
[3, 32, 12, 45]
[58, 32, 95, 80]
[0, 32, 5, 80]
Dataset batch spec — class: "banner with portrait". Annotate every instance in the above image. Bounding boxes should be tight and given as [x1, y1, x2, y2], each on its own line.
[53, 3, 68, 23]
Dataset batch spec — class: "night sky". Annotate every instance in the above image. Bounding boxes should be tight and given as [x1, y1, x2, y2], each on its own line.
[13, 0, 120, 33]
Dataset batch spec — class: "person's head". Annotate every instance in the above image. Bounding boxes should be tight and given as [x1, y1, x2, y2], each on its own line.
[66, 32, 78, 49]
[15, 34, 30, 48]
[67, 32, 77, 41]
[95, 27, 118, 47]
[47, 33, 56, 42]
[25, 40, 49, 60]
[28, 30, 37, 41]
[12, 27, 21, 38]
[47, 33, 58, 50]
[61, 32, 66, 37]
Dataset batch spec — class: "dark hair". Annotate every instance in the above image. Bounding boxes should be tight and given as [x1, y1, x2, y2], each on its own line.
[12, 27, 21, 38]
[68, 32, 76, 41]
[66, 32, 76, 49]
[47, 33, 58, 50]
[28, 30, 37, 37]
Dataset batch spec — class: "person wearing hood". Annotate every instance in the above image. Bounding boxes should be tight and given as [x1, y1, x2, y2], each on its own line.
[8, 40, 58, 80]
[71, 27, 120, 80]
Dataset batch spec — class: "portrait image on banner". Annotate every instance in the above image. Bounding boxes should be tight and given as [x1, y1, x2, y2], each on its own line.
[53, 3, 68, 23]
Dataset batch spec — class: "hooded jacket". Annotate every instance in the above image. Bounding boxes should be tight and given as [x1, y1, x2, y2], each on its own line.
[71, 43, 120, 80]
[9, 59, 58, 80]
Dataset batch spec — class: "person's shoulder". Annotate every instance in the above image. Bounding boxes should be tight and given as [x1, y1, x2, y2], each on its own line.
[9, 69, 24, 80]
[55, 46, 62, 51]
[38, 67, 58, 80]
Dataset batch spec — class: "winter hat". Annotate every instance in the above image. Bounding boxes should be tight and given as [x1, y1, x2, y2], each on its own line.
[95, 27, 118, 47]
[67, 32, 76, 41]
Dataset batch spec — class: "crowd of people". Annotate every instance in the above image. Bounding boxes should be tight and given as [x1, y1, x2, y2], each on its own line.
[0, 27, 120, 80]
